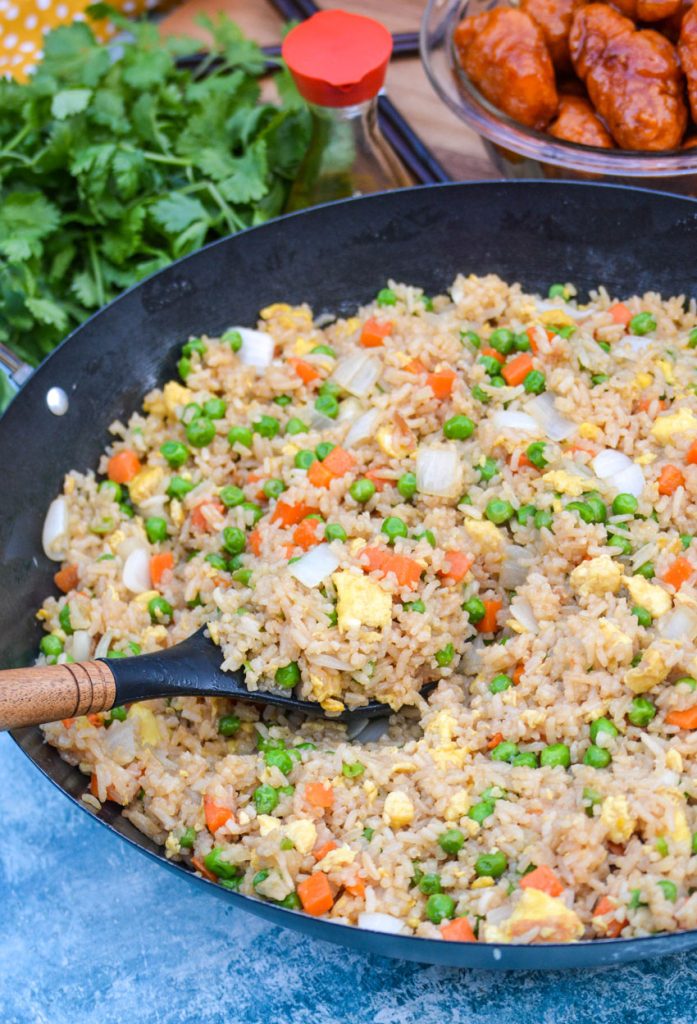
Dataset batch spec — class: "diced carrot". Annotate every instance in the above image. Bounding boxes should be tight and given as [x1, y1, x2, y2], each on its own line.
[608, 302, 631, 325]
[345, 875, 366, 899]
[593, 896, 627, 938]
[54, 564, 79, 593]
[427, 368, 457, 398]
[476, 599, 502, 633]
[657, 464, 685, 496]
[305, 782, 334, 808]
[61, 718, 75, 728]
[636, 396, 667, 414]
[322, 446, 356, 477]
[687, 440, 697, 466]
[502, 352, 534, 387]
[191, 856, 218, 882]
[362, 546, 389, 573]
[297, 872, 334, 916]
[270, 500, 316, 526]
[481, 346, 505, 365]
[567, 440, 598, 456]
[525, 327, 539, 353]
[665, 705, 697, 729]
[360, 318, 393, 348]
[313, 840, 338, 862]
[248, 528, 262, 556]
[289, 357, 320, 384]
[441, 917, 477, 942]
[439, 550, 474, 584]
[89, 773, 119, 803]
[364, 467, 389, 491]
[487, 732, 504, 750]
[86, 713, 103, 727]
[107, 450, 141, 484]
[661, 556, 694, 590]
[293, 517, 321, 550]
[519, 864, 564, 897]
[362, 547, 421, 590]
[307, 461, 334, 488]
[150, 552, 174, 587]
[513, 664, 524, 686]
[204, 794, 234, 833]
[404, 358, 426, 375]
[190, 499, 224, 532]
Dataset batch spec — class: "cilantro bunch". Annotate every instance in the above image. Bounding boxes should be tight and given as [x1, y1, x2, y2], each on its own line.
[0, 10, 310, 365]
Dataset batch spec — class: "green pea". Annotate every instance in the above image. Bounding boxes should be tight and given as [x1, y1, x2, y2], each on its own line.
[40, 634, 63, 657]
[583, 745, 612, 768]
[203, 398, 227, 419]
[107, 650, 128, 660]
[311, 344, 336, 357]
[692, 832, 697, 854]
[419, 873, 442, 895]
[584, 494, 608, 523]
[489, 328, 515, 355]
[632, 605, 652, 627]
[275, 662, 301, 689]
[596, 340, 611, 354]
[658, 879, 678, 903]
[232, 568, 252, 586]
[422, 296, 434, 312]
[397, 472, 417, 500]
[203, 848, 239, 880]
[285, 418, 308, 436]
[516, 504, 536, 526]
[145, 517, 168, 543]
[342, 762, 366, 778]
[273, 394, 292, 407]
[89, 516, 115, 536]
[177, 356, 191, 381]
[413, 529, 436, 548]
[295, 450, 315, 470]
[59, 603, 73, 635]
[203, 554, 226, 573]
[377, 287, 397, 306]
[655, 836, 669, 857]
[612, 493, 639, 516]
[425, 893, 455, 924]
[552, 324, 576, 339]
[120, 503, 134, 520]
[583, 787, 602, 816]
[472, 384, 490, 404]
[438, 829, 465, 855]
[534, 509, 553, 530]
[548, 284, 569, 299]
[540, 743, 571, 768]
[443, 415, 475, 440]
[242, 502, 263, 525]
[435, 643, 455, 667]
[222, 527, 246, 556]
[675, 676, 697, 691]
[251, 870, 270, 893]
[404, 599, 426, 614]
[512, 751, 538, 768]
[215, 713, 241, 737]
[382, 516, 408, 544]
[681, 534, 693, 550]
[490, 376, 506, 389]
[263, 478, 286, 500]
[462, 596, 486, 623]
[461, 330, 480, 349]
[526, 442, 548, 469]
[514, 331, 531, 352]
[148, 596, 173, 623]
[591, 373, 609, 387]
[254, 784, 279, 814]
[222, 328, 243, 351]
[491, 741, 519, 763]
[629, 312, 657, 336]
[181, 402, 203, 425]
[186, 416, 215, 448]
[183, 337, 206, 358]
[217, 485, 243, 509]
[362, 827, 375, 841]
[479, 354, 503, 376]
[312, 443, 333, 463]
[314, 394, 339, 419]
[277, 891, 302, 910]
[459, 494, 473, 506]
[127, 642, 141, 656]
[635, 562, 655, 580]
[523, 370, 546, 394]
[474, 851, 508, 878]
[167, 476, 195, 500]
[265, 748, 294, 775]
[687, 328, 697, 349]
[350, 478, 376, 503]
[99, 479, 123, 501]
[253, 415, 280, 439]
[590, 717, 619, 743]
[485, 499, 514, 525]
[489, 673, 513, 695]
[478, 457, 499, 482]
[468, 800, 495, 824]
[607, 535, 633, 556]
[177, 827, 196, 850]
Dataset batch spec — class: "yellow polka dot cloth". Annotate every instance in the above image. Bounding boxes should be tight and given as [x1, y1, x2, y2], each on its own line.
[0, 0, 172, 80]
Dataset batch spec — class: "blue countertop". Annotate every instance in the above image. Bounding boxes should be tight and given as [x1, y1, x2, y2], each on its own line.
[1, 731, 695, 1024]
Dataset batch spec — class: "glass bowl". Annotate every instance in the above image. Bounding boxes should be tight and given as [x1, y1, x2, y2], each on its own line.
[420, 0, 697, 194]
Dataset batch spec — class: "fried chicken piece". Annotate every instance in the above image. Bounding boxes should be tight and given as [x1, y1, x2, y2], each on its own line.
[569, 3, 687, 149]
[611, 0, 682, 21]
[656, 0, 693, 41]
[454, 8, 558, 130]
[679, 3, 697, 121]
[548, 93, 615, 146]
[521, 0, 586, 71]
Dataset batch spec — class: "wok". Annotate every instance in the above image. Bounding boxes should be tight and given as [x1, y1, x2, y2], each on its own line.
[3, 181, 697, 970]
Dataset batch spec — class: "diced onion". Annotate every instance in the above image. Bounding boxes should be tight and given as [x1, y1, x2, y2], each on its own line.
[311, 654, 355, 672]
[42, 496, 69, 562]
[525, 392, 576, 441]
[500, 545, 531, 590]
[592, 449, 645, 497]
[658, 604, 697, 641]
[509, 596, 539, 633]
[288, 543, 339, 588]
[416, 443, 463, 498]
[122, 547, 152, 593]
[102, 718, 137, 765]
[231, 327, 275, 369]
[311, 410, 337, 432]
[492, 411, 540, 435]
[357, 912, 408, 935]
[534, 299, 586, 320]
[613, 464, 645, 498]
[71, 630, 92, 662]
[94, 631, 114, 659]
[331, 352, 382, 397]
[337, 397, 364, 424]
[345, 408, 381, 448]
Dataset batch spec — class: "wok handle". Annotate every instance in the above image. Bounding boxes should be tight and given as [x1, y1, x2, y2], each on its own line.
[0, 661, 116, 730]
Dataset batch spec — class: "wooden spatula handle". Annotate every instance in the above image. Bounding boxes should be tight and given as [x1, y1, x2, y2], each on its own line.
[0, 661, 116, 731]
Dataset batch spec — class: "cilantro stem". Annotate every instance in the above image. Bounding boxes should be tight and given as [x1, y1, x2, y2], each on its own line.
[87, 236, 105, 309]
[1, 123, 31, 154]
[206, 183, 243, 233]
[138, 150, 192, 168]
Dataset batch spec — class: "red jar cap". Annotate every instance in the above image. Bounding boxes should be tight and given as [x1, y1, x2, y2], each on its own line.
[282, 9, 393, 108]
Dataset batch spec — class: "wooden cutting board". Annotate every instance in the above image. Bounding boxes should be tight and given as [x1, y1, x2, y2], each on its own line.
[160, 0, 497, 182]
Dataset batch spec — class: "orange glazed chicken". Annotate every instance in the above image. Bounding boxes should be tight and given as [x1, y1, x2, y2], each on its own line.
[679, 3, 697, 122]
[453, 8, 558, 129]
[611, 0, 682, 21]
[520, 0, 585, 71]
[548, 93, 615, 146]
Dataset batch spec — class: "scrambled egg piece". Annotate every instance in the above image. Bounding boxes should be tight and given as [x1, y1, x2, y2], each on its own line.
[634, 372, 653, 389]
[376, 425, 411, 459]
[128, 704, 161, 746]
[432, 747, 469, 769]
[383, 791, 414, 828]
[128, 466, 165, 506]
[284, 819, 317, 855]
[134, 590, 160, 608]
[426, 709, 458, 743]
[542, 470, 588, 497]
[623, 646, 669, 693]
[598, 620, 633, 667]
[651, 408, 697, 444]
[293, 335, 315, 356]
[539, 309, 575, 328]
[170, 499, 184, 528]
[570, 556, 624, 598]
[579, 422, 601, 440]
[601, 794, 636, 843]
[260, 302, 291, 319]
[165, 832, 181, 857]
[363, 780, 378, 805]
[257, 815, 280, 836]
[625, 575, 672, 618]
[315, 845, 356, 871]
[635, 452, 657, 465]
[333, 572, 392, 632]
[256, 871, 293, 902]
[465, 519, 504, 554]
[445, 790, 471, 821]
[655, 359, 675, 385]
[666, 748, 683, 774]
[471, 876, 495, 889]
[485, 890, 584, 944]
[660, 790, 691, 849]
[163, 381, 192, 417]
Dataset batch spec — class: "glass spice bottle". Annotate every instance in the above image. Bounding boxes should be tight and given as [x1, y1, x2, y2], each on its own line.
[282, 9, 413, 212]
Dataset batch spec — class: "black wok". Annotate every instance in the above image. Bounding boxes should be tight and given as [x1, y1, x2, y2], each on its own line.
[3, 181, 697, 970]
